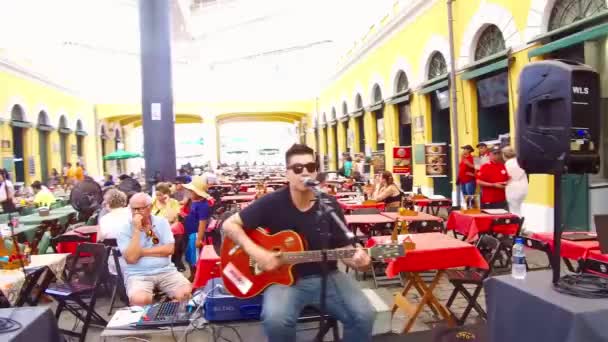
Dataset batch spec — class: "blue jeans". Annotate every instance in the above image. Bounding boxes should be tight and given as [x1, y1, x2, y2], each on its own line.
[461, 181, 476, 196]
[262, 271, 375, 342]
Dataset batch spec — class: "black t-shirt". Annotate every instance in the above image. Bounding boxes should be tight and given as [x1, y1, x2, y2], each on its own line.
[239, 187, 350, 278]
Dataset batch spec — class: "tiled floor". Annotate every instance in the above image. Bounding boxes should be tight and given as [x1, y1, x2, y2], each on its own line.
[40, 249, 550, 341]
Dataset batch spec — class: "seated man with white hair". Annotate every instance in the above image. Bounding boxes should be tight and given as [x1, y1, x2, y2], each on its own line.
[117, 192, 192, 305]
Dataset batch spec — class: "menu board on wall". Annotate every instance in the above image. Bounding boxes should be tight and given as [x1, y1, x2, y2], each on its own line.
[371, 151, 385, 173]
[393, 146, 412, 175]
[424, 143, 448, 177]
[28, 157, 35, 176]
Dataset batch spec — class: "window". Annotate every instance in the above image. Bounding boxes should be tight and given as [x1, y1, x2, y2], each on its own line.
[396, 71, 408, 93]
[548, 0, 607, 31]
[474, 25, 506, 60]
[395, 70, 412, 147]
[428, 52, 447, 79]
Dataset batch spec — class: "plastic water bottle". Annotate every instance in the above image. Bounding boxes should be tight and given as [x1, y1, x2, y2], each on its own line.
[512, 237, 527, 279]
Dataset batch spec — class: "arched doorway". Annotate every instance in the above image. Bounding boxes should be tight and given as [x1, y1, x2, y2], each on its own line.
[427, 51, 452, 197]
[10, 105, 28, 183]
[330, 108, 338, 169]
[354, 93, 365, 153]
[75, 120, 85, 161]
[371, 84, 384, 151]
[544, 0, 608, 231]
[395, 71, 412, 147]
[37, 111, 52, 183]
[342, 101, 350, 154]
[474, 25, 509, 143]
[58, 115, 70, 168]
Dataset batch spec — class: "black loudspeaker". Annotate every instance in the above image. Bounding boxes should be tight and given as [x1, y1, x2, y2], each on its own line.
[515, 59, 600, 174]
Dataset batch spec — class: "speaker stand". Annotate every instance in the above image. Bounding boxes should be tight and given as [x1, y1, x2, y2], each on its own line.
[551, 170, 563, 284]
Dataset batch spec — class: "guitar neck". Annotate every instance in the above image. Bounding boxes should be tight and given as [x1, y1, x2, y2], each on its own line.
[282, 248, 362, 264]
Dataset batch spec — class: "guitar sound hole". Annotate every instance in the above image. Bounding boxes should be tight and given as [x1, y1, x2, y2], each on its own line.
[272, 247, 282, 252]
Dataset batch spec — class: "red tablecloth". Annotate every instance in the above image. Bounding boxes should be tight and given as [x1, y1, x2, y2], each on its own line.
[345, 214, 395, 225]
[366, 233, 488, 277]
[532, 232, 599, 260]
[380, 212, 442, 222]
[56, 225, 99, 254]
[446, 211, 520, 241]
[193, 245, 221, 289]
[221, 194, 256, 203]
[338, 200, 385, 212]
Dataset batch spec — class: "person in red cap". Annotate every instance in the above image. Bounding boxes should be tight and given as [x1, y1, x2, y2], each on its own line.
[458, 145, 476, 204]
[476, 146, 508, 209]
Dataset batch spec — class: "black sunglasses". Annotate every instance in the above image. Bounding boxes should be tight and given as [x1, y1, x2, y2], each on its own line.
[287, 162, 317, 174]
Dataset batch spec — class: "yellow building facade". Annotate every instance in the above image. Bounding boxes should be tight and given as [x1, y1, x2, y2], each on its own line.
[307, 0, 608, 233]
[0, 61, 103, 185]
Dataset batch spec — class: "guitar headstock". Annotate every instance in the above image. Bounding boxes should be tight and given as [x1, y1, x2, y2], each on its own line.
[368, 243, 405, 260]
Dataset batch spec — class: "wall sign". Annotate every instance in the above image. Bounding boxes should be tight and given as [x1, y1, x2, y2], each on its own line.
[71, 144, 77, 154]
[371, 151, 385, 173]
[0, 140, 10, 149]
[424, 143, 448, 177]
[393, 146, 412, 175]
[28, 157, 35, 176]
[151, 103, 162, 121]
[414, 116, 424, 133]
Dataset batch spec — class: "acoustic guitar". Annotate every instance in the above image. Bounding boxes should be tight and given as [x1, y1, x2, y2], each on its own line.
[220, 229, 405, 298]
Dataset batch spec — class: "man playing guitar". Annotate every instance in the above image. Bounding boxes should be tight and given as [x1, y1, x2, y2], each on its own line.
[223, 144, 374, 342]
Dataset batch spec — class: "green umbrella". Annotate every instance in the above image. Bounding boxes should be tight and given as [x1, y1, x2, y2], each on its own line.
[103, 149, 142, 160]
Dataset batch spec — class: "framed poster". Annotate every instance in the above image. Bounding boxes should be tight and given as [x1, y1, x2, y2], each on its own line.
[347, 128, 354, 150]
[371, 151, 385, 173]
[425, 143, 448, 177]
[28, 157, 35, 176]
[393, 146, 412, 175]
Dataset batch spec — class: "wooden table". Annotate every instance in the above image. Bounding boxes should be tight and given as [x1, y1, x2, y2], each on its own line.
[367, 233, 488, 333]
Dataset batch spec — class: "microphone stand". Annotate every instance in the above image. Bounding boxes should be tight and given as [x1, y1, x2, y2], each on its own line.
[310, 185, 357, 342]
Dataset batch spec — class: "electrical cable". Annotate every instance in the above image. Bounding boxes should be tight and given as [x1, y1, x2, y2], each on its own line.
[177, 284, 223, 342]
[554, 273, 608, 299]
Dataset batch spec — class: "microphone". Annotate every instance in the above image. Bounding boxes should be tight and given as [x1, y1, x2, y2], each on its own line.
[302, 177, 320, 188]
